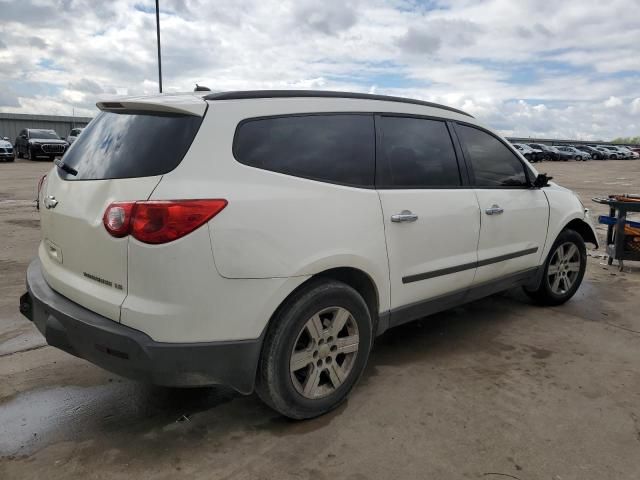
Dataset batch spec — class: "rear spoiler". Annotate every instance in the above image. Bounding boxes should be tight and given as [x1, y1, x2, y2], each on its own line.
[96, 95, 207, 116]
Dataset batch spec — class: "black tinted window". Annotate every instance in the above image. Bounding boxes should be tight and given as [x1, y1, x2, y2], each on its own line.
[60, 111, 203, 180]
[378, 116, 461, 187]
[234, 115, 374, 187]
[457, 124, 528, 187]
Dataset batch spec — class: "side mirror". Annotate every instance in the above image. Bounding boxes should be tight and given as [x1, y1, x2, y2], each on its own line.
[533, 173, 552, 188]
[2, 137, 8, 141]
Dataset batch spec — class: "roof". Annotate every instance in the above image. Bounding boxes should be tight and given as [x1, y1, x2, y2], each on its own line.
[203, 90, 473, 118]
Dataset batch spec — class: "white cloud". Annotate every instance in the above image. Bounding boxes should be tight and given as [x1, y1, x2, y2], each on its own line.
[0, 0, 638, 140]
[604, 96, 622, 108]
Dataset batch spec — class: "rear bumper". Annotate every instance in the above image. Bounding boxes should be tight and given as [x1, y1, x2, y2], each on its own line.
[20, 259, 262, 394]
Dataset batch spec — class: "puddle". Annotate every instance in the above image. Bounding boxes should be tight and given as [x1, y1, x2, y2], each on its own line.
[0, 382, 238, 456]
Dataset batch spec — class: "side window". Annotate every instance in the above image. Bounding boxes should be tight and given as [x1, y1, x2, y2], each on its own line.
[234, 114, 374, 187]
[377, 116, 461, 188]
[456, 124, 528, 187]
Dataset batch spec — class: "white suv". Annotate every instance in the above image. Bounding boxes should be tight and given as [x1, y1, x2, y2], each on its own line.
[20, 90, 598, 419]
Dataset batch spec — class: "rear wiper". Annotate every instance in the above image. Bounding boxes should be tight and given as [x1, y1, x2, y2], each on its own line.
[54, 158, 78, 176]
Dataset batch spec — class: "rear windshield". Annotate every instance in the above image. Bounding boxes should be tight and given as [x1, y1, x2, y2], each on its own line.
[60, 111, 203, 180]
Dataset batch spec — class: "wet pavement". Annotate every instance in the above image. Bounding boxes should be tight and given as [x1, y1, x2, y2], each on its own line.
[1, 159, 639, 479]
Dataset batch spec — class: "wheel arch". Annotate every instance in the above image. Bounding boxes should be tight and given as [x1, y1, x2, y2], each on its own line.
[564, 218, 599, 248]
[261, 266, 383, 347]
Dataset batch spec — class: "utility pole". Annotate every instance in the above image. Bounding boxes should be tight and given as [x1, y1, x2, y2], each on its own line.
[155, 0, 163, 93]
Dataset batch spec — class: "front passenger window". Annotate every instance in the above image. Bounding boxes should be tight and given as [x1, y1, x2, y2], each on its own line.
[457, 124, 528, 187]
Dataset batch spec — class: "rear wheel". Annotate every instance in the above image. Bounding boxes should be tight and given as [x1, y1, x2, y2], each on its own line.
[524, 229, 586, 306]
[256, 280, 372, 419]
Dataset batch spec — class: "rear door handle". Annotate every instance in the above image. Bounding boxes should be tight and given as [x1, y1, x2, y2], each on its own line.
[485, 204, 504, 215]
[391, 210, 418, 223]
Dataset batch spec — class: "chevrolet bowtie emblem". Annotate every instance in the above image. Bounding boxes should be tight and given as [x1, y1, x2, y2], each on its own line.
[44, 195, 58, 209]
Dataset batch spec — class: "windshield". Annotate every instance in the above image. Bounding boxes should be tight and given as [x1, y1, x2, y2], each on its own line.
[30, 130, 60, 140]
[59, 111, 203, 181]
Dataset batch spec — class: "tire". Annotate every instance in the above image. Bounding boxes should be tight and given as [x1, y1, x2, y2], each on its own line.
[256, 279, 372, 419]
[524, 229, 587, 306]
[574, 155, 581, 161]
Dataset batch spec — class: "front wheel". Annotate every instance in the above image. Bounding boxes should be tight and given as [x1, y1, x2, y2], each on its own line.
[256, 280, 372, 419]
[524, 229, 586, 306]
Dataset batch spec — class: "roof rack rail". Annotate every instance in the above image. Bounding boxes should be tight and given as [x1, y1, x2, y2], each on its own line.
[203, 90, 473, 118]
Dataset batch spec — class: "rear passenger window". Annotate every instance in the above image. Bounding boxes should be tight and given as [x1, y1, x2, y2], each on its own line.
[377, 116, 461, 188]
[234, 115, 374, 187]
[456, 124, 529, 187]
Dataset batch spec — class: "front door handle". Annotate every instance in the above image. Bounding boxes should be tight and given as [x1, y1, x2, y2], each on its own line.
[391, 210, 418, 223]
[485, 204, 504, 215]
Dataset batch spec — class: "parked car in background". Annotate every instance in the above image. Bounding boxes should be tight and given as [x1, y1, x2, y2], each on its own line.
[610, 146, 632, 159]
[20, 90, 598, 419]
[512, 143, 542, 162]
[14, 129, 69, 161]
[66, 128, 84, 145]
[598, 146, 626, 159]
[556, 146, 589, 161]
[528, 143, 560, 161]
[574, 145, 605, 160]
[0, 136, 14, 162]
[618, 146, 639, 159]
[590, 146, 616, 159]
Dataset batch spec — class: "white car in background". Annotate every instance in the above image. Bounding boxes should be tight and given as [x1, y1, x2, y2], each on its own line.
[0, 136, 14, 162]
[20, 90, 599, 419]
[66, 128, 84, 145]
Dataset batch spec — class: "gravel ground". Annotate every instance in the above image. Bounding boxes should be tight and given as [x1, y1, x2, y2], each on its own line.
[1, 158, 639, 480]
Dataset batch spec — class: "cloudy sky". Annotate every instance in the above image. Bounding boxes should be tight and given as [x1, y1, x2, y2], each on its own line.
[0, 0, 639, 140]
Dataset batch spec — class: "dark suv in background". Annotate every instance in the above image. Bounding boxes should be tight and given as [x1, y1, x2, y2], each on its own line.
[575, 145, 605, 160]
[528, 143, 560, 161]
[14, 129, 69, 161]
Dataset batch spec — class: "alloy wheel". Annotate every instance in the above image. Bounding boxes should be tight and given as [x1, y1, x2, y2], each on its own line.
[547, 242, 581, 295]
[289, 306, 359, 399]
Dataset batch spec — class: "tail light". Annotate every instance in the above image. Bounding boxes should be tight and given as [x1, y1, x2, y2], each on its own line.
[103, 199, 227, 244]
[35, 174, 47, 210]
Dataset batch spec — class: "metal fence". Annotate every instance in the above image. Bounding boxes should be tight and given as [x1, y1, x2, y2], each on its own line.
[0, 113, 93, 142]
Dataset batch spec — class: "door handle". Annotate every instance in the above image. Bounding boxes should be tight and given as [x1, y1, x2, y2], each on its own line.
[391, 210, 418, 223]
[485, 204, 504, 215]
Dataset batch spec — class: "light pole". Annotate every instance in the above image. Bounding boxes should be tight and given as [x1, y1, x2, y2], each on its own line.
[155, 0, 163, 93]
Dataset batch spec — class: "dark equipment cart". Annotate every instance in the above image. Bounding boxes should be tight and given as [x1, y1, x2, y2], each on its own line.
[592, 195, 640, 271]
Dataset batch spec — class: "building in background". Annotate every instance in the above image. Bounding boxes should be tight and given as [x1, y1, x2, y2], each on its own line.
[0, 113, 93, 142]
